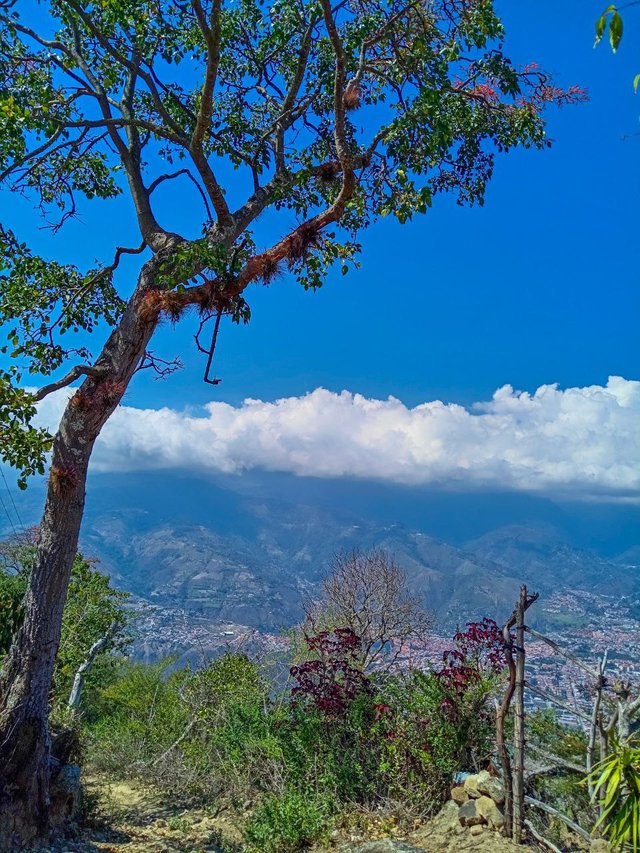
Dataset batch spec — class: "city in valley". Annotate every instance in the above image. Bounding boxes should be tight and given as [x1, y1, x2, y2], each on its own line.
[132, 585, 640, 728]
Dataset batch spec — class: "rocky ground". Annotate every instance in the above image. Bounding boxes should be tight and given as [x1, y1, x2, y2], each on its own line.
[39, 777, 607, 853]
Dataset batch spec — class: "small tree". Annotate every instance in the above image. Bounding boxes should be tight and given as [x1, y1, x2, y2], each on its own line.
[304, 549, 431, 671]
[0, 0, 583, 843]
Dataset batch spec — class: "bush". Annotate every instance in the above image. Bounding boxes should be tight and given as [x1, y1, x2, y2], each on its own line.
[83, 624, 505, 840]
[85, 659, 188, 774]
[244, 789, 333, 853]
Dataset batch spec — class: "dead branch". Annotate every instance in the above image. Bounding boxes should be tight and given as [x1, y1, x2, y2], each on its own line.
[524, 819, 563, 853]
[136, 352, 183, 378]
[497, 605, 517, 838]
[524, 796, 591, 842]
[587, 650, 609, 798]
[526, 745, 587, 776]
[513, 585, 539, 843]
[525, 683, 592, 724]
[525, 626, 599, 680]
[67, 621, 118, 713]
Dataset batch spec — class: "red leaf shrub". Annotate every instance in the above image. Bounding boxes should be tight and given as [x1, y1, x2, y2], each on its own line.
[290, 628, 371, 717]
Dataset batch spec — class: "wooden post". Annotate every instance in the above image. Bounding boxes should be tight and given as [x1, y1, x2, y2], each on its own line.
[498, 585, 539, 844]
[497, 608, 517, 839]
[512, 585, 527, 843]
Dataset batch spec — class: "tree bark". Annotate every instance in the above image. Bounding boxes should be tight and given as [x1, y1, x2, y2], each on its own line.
[0, 257, 161, 851]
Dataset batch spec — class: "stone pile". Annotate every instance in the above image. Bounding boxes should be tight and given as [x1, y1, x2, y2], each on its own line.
[449, 770, 506, 835]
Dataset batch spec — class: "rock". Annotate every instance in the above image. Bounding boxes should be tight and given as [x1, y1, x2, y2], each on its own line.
[590, 841, 611, 853]
[474, 795, 505, 830]
[435, 801, 464, 834]
[458, 800, 485, 827]
[451, 785, 469, 805]
[470, 824, 485, 836]
[463, 774, 482, 798]
[475, 770, 505, 806]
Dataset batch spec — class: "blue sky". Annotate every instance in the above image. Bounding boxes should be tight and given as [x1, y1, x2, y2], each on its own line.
[3, 0, 638, 413]
[1, 1, 636, 407]
[2, 1, 639, 510]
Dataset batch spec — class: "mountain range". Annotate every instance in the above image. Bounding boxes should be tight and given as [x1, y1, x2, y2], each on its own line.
[3, 469, 638, 640]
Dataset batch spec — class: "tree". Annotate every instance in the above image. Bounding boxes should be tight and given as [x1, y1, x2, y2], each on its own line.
[0, 0, 583, 845]
[304, 549, 432, 671]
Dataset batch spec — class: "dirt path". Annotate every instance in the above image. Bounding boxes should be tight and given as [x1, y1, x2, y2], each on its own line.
[52, 778, 242, 853]
[45, 779, 588, 853]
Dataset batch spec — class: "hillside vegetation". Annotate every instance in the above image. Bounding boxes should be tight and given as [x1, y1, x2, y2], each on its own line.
[3, 542, 629, 852]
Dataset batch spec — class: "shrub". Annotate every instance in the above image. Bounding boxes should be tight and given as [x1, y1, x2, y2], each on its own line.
[85, 659, 188, 773]
[587, 737, 640, 852]
[243, 789, 333, 853]
[290, 628, 371, 717]
[435, 618, 507, 769]
[372, 670, 459, 812]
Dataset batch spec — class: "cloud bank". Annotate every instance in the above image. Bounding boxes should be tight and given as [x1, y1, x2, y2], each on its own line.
[35, 377, 640, 500]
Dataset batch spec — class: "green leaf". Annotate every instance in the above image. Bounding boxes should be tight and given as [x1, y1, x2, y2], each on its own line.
[609, 11, 623, 52]
[595, 13, 607, 46]
[633, 73, 640, 93]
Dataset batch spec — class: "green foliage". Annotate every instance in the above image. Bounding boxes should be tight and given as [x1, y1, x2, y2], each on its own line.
[528, 707, 587, 762]
[0, 365, 52, 490]
[84, 635, 505, 851]
[244, 789, 333, 853]
[526, 709, 592, 848]
[594, 4, 639, 91]
[0, 539, 130, 708]
[587, 737, 640, 852]
[54, 553, 131, 710]
[0, 560, 26, 654]
[595, 5, 624, 53]
[87, 659, 188, 765]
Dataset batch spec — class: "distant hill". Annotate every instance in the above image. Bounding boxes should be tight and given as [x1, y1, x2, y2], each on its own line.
[3, 469, 638, 640]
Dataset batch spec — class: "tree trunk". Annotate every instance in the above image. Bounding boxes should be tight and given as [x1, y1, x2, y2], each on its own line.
[0, 258, 160, 851]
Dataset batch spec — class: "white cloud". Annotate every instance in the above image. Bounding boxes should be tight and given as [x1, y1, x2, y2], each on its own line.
[34, 377, 640, 500]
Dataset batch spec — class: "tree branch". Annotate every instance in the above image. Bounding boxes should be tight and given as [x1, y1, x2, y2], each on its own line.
[525, 626, 600, 680]
[33, 365, 106, 402]
[67, 620, 118, 713]
[525, 683, 592, 724]
[523, 820, 563, 853]
[524, 797, 591, 842]
[526, 745, 587, 776]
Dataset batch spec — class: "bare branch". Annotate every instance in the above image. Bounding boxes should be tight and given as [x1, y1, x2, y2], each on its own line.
[525, 626, 600, 681]
[33, 364, 106, 402]
[527, 745, 587, 776]
[523, 820, 563, 853]
[67, 621, 118, 713]
[149, 168, 213, 222]
[303, 549, 431, 672]
[525, 683, 592, 724]
[524, 797, 591, 843]
[136, 351, 183, 379]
